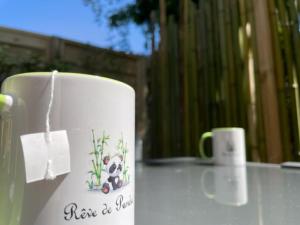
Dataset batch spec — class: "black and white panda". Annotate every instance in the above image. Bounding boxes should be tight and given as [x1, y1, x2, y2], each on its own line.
[102, 154, 123, 194]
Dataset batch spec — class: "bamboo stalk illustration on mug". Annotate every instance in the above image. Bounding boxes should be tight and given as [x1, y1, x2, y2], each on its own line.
[117, 135, 130, 184]
[86, 130, 110, 190]
[87, 130, 130, 193]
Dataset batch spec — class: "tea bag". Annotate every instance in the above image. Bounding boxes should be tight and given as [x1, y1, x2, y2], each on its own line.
[21, 130, 70, 183]
[20, 71, 71, 183]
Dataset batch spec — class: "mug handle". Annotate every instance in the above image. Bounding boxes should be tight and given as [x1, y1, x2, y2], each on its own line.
[201, 169, 215, 199]
[0, 94, 13, 112]
[199, 132, 213, 158]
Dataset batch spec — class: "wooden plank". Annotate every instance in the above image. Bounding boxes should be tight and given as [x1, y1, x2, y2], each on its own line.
[63, 43, 138, 76]
[63, 38, 141, 60]
[0, 26, 49, 50]
[0, 26, 141, 79]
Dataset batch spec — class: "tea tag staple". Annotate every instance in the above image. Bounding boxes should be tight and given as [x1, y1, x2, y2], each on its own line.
[20, 71, 71, 183]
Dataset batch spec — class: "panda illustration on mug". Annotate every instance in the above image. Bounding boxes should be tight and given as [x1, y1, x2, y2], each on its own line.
[102, 154, 123, 194]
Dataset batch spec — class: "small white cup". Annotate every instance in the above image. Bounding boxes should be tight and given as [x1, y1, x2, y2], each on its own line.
[199, 128, 246, 166]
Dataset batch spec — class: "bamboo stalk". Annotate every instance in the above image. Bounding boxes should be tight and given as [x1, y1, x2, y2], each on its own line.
[167, 16, 181, 156]
[288, 0, 300, 163]
[247, 0, 267, 162]
[149, 52, 161, 158]
[196, 0, 214, 157]
[217, 0, 231, 126]
[252, 0, 283, 163]
[277, 0, 300, 160]
[211, 0, 222, 126]
[233, 0, 248, 129]
[204, 0, 216, 129]
[179, 0, 191, 155]
[286, 0, 300, 160]
[238, 0, 253, 161]
[225, 0, 239, 126]
[201, 0, 211, 131]
[188, 1, 200, 155]
[212, 0, 220, 127]
[287, 0, 300, 80]
[266, 0, 293, 161]
[158, 0, 170, 157]
[195, 1, 206, 145]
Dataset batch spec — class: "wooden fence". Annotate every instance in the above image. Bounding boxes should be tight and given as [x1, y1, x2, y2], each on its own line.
[147, 0, 300, 163]
[0, 26, 147, 140]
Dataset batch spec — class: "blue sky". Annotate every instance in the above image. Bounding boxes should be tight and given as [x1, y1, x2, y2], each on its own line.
[0, 0, 147, 55]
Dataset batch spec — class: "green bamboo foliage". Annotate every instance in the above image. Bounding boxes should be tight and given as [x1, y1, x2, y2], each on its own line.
[147, 0, 300, 162]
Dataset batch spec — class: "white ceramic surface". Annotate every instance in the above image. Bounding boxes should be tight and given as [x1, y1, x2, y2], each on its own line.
[0, 72, 135, 225]
[200, 128, 246, 166]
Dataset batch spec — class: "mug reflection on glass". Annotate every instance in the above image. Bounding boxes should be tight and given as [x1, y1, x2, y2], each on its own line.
[201, 166, 248, 206]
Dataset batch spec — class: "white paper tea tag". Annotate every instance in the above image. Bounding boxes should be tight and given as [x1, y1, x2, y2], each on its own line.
[20, 130, 71, 183]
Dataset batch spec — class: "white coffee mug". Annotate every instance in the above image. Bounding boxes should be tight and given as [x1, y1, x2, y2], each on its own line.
[201, 166, 248, 206]
[199, 128, 246, 166]
[0, 72, 135, 225]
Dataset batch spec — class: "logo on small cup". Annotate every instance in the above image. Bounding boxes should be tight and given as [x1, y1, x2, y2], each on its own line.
[226, 141, 235, 153]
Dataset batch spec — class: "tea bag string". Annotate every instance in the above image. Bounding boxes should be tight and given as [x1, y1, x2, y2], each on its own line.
[45, 70, 58, 180]
[46, 70, 57, 142]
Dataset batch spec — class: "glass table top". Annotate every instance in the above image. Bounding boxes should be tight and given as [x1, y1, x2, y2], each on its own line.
[135, 160, 300, 225]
